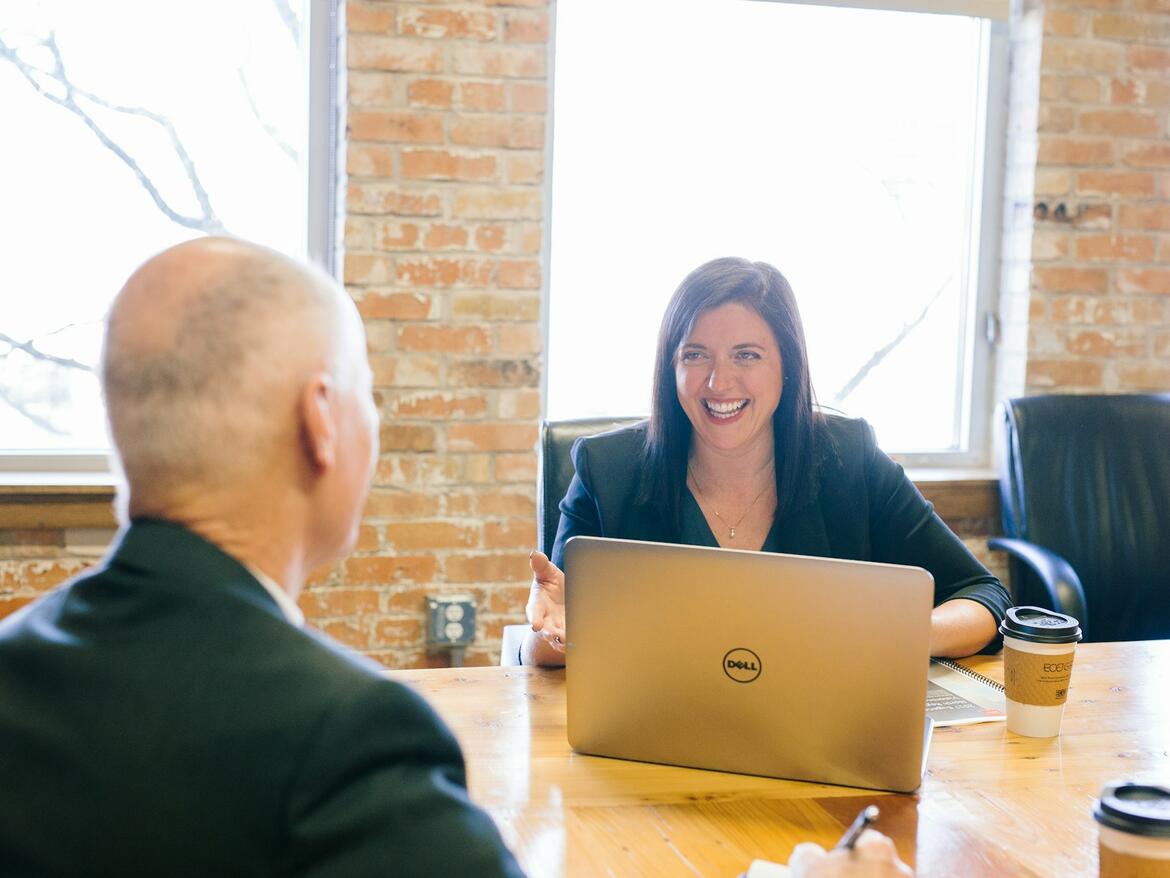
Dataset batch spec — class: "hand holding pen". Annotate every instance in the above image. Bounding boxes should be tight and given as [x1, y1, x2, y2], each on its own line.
[782, 805, 914, 878]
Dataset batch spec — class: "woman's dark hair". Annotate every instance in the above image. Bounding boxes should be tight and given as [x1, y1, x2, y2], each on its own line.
[640, 257, 822, 530]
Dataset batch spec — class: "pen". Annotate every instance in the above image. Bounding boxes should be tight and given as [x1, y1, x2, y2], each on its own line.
[833, 804, 879, 851]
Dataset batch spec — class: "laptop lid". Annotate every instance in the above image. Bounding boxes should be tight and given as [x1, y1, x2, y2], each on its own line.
[564, 536, 934, 793]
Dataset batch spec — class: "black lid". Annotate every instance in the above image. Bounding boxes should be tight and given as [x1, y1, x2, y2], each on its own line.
[999, 606, 1082, 644]
[1094, 782, 1170, 838]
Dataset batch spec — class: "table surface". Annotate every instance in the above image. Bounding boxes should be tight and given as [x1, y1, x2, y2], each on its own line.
[391, 641, 1170, 877]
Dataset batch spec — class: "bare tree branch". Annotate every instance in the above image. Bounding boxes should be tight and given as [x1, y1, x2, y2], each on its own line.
[0, 331, 93, 372]
[0, 384, 66, 436]
[0, 32, 228, 235]
[831, 276, 952, 406]
[271, 0, 302, 47]
[237, 67, 298, 162]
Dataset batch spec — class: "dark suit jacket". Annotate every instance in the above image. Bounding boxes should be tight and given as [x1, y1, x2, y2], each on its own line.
[0, 520, 525, 877]
[552, 417, 1011, 651]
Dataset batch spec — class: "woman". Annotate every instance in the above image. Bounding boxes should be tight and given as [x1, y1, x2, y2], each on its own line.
[523, 257, 1009, 667]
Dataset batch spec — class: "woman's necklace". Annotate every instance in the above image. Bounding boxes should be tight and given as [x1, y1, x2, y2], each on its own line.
[687, 466, 773, 541]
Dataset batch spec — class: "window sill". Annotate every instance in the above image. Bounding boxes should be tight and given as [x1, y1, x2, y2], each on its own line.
[0, 482, 118, 529]
[906, 469, 1000, 530]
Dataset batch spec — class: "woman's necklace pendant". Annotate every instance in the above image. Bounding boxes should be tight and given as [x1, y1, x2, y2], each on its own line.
[729, 527, 736, 539]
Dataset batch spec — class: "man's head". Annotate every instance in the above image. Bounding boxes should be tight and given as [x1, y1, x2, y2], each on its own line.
[102, 237, 377, 567]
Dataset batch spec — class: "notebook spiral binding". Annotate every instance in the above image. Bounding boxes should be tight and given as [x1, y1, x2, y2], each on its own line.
[931, 657, 1005, 693]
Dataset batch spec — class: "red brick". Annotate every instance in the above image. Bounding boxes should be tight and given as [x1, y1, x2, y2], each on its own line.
[1117, 364, 1170, 389]
[496, 323, 540, 354]
[482, 518, 536, 549]
[1118, 269, 1170, 294]
[347, 143, 395, 176]
[1129, 45, 1170, 72]
[1078, 109, 1160, 137]
[1076, 171, 1156, 196]
[448, 422, 538, 451]
[1123, 144, 1170, 168]
[1042, 41, 1122, 73]
[1040, 74, 1063, 101]
[408, 225, 460, 253]
[504, 11, 549, 42]
[496, 259, 541, 289]
[1065, 330, 1147, 357]
[511, 83, 547, 115]
[396, 257, 494, 287]
[508, 153, 543, 184]
[1155, 332, 1170, 357]
[1065, 77, 1100, 103]
[343, 253, 392, 285]
[487, 585, 531, 615]
[495, 453, 537, 482]
[386, 522, 479, 550]
[1027, 359, 1105, 387]
[356, 525, 380, 552]
[348, 110, 443, 144]
[517, 223, 542, 253]
[348, 35, 443, 73]
[453, 189, 541, 220]
[445, 553, 530, 583]
[461, 81, 507, 112]
[1037, 137, 1113, 166]
[1073, 203, 1113, 229]
[1092, 14, 1170, 42]
[349, 72, 399, 107]
[1120, 204, 1170, 230]
[372, 617, 425, 648]
[1039, 105, 1075, 133]
[391, 392, 489, 418]
[402, 148, 498, 182]
[345, 555, 440, 584]
[473, 489, 536, 515]
[398, 8, 497, 40]
[365, 489, 442, 518]
[448, 358, 540, 387]
[377, 221, 420, 249]
[348, 3, 395, 33]
[348, 184, 443, 216]
[375, 455, 463, 487]
[498, 388, 541, 419]
[475, 224, 507, 251]
[1032, 267, 1109, 294]
[1075, 234, 1156, 261]
[452, 293, 540, 321]
[452, 46, 546, 78]
[299, 588, 381, 619]
[451, 115, 544, 149]
[399, 324, 492, 354]
[407, 78, 455, 109]
[379, 424, 438, 452]
[360, 293, 435, 320]
[0, 595, 35, 620]
[1049, 297, 1166, 325]
[321, 620, 369, 649]
[1032, 231, 1071, 261]
[483, 0, 548, 6]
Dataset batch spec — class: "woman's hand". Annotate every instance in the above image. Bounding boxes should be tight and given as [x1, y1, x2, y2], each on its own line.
[523, 551, 566, 663]
[786, 830, 914, 877]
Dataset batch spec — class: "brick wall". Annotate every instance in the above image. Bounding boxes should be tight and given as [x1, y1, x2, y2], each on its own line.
[3, 1, 1168, 664]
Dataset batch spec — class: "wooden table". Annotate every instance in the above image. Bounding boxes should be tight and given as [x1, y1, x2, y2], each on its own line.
[392, 641, 1170, 877]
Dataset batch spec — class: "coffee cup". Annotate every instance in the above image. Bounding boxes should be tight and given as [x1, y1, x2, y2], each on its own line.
[1094, 781, 1170, 876]
[999, 605, 1082, 737]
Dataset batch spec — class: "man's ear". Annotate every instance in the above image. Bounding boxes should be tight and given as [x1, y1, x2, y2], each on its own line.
[299, 373, 336, 473]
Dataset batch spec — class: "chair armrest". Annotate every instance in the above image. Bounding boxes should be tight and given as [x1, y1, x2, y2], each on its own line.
[987, 537, 1089, 632]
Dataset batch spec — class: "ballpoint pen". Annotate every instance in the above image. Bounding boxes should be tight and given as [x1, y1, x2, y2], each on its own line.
[833, 804, 880, 851]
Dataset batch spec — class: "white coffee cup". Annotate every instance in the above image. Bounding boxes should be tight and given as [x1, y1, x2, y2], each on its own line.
[999, 606, 1082, 737]
[1094, 781, 1170, 877]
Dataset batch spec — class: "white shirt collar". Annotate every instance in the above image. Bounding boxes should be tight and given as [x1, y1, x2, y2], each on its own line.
[244, 563, 305, 628]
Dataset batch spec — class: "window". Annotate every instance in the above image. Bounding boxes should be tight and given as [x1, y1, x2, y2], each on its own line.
[547, 0, 1007, 465]
[0, 0, 336, 472]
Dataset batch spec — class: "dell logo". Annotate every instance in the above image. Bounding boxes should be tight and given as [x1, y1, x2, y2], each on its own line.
[723, 648, 762, 683]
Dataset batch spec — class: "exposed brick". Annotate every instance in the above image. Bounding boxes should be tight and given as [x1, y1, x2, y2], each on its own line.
[1077, 171, 1156, 196]
[445, 553, 530, 583]
[299, 588, 381, 619]
[1155, 332, 1170, 357]
[358, 292, 433, 320]
[347, 143, 396, 176]
[452, 293, 541, 321]
[448, 357, 540, 386]
[321, 620, 369, 649]
[386, 522, 479, 550]
[1033, 230, 1071, 261]
[344, 554, 440, 584]
[0, 596, 35, 620]
[498, 388, 541, 419]
[1032, 267, 1109, 294]
[461, 81, 507, 112]
[356, 525, 380, 553]
[1092, 14, 1170, 43]
[1120, 204, 1170, 230]
[1065, 329, 1147, 356]
[398, 8, 497, 40]
[1027, 359, 1106, 387]
[424, 224, 471, 249]
[1049, 297, 1166, 324]
[379, 424, 438, 452]
[496, 323, 540, 354]
[372, 617, 425, 647]
[376, 455, 463, 486]
[349, 72, 400, 107]
[1118, 269, 1170, 294]
[510, 82, 547, 113]
[496, 259, 541, 289]
[1078, 109, 1160, 137]
[348, 35, 444, 73]
[453, 46, 546, 78]
[517, 223, 543, 252]
[448, 422, 538, 451]
[1075, 234, 1156, 261]
[399, 325, 492, 354]
[454, 189, 542, 220]
[343, 253, 392, 284]
[503, 10, 549, 42]
[495, 452, 537, 482]
[1117, 363, 1170, 388]
[396, 257, 494, 287]
[1123, 144, 1170, 168]
[348, 3, 396, 34]
[508, 152, 543, 184]
[391, 392, 490, 418]
[377, 221, 421, 249]
[1039, 104, 1075, 133]
[347, 184, 443, 216]
[406, 78, 455, 109]
[348, 110, 443, 144]
[1041, 41, 1122, 73]
[402, 148, 498, 181]
[475, 224, 507, 251]
[483, 519, 536, 550]
[473, 489, 536, 515]
[1066, 76, 1101, 103]
[1037, 137, 1113, 165]
[1129, 45, 1170, 72]
[451, 115, 544, 149]
[1073, 203, 1113, 229]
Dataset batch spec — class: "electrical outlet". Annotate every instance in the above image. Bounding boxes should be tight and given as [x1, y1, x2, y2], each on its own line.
[426, 594, 476, 646]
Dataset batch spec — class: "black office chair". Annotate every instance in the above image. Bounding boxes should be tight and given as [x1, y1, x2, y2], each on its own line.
[989, 394, 1170, 642]
[537, 417, 644, 559]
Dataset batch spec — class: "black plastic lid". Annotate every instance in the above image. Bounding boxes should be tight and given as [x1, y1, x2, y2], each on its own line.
[1094, 782, 1170, 838]
[999, 606, 1082, 644]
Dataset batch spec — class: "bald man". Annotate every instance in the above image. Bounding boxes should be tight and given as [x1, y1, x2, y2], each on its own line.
[0, 239, 525, 877]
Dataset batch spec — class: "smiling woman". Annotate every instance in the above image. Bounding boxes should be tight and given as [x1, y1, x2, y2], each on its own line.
[522, 257, 1011, 668]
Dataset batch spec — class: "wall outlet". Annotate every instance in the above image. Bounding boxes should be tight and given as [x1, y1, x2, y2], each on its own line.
[426, 593, 476, 646]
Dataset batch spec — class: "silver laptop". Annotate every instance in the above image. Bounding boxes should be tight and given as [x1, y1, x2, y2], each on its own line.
[564, 536, 934, 793]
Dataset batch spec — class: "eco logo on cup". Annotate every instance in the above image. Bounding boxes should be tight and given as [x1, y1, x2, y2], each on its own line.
[1093, 781, 1170, 876]
[999, 606, 1082, 737]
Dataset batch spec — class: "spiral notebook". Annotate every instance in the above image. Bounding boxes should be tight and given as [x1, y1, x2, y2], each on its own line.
[927, 658, 1006, 726]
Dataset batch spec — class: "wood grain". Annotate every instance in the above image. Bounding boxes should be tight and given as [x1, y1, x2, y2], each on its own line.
[392, 641, 1170, 877]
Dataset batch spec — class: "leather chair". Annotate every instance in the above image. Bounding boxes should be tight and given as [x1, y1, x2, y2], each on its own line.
[538, 417, 643, 559]
[988, 394, 1170, 642]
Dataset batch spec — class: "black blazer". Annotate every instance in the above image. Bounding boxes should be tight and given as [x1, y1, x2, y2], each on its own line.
[552, 417, 1011, 651]
[0, 520, 524, 877]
